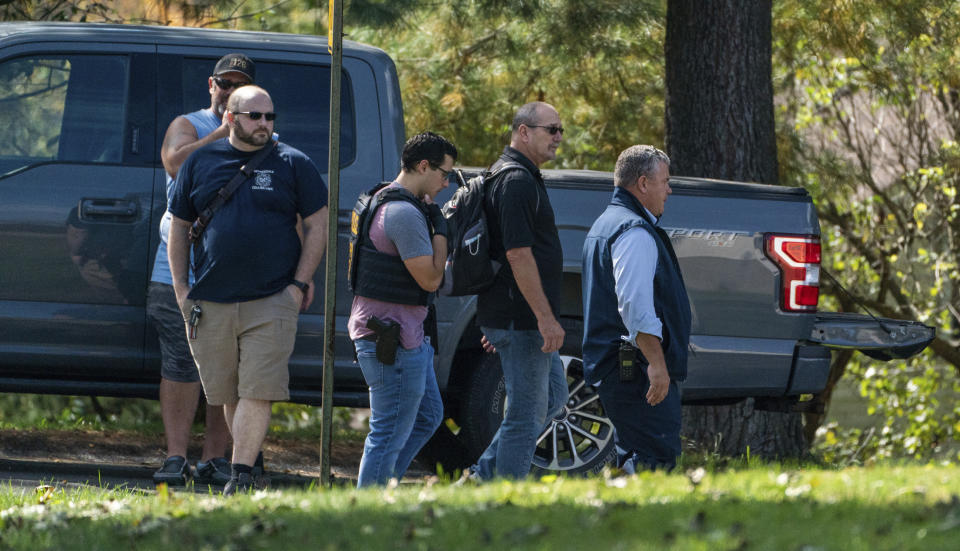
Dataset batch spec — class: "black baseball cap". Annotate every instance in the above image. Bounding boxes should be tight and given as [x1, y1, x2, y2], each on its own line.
[213, 53, 255, 82]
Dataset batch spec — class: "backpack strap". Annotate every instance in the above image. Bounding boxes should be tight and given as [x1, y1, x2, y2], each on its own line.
[486, 161, 538, 212]
[486, 161, 528, 182]
[360, 185, 431, 245]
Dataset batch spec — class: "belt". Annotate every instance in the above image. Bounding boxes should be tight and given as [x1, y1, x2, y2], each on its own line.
[358, 334, 377, 342]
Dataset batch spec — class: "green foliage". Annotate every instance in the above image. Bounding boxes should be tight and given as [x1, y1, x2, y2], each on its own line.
[776, 0, 960, 461]
[1, 465, 959, 550]
[0, 394, 162, 432]
[217, 0, 666, 168]
[269, 404, 364, 440]
[357, 0, 666, 168]
[0, 394, 361, 440]
[0, 0, 116, 22]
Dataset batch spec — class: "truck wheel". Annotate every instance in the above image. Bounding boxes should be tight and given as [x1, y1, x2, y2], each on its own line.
[530, 351, 617, 477]
[458, 352, 507, 458]
[416, 349, 495, 474]
[416, 418, 474, 474]
[457, 318, 617, 476]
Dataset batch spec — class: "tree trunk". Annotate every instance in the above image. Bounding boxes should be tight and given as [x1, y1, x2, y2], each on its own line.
[665, 0, 803, 459]
[681, 399, 807, 458]
[665, 0, 778, 184]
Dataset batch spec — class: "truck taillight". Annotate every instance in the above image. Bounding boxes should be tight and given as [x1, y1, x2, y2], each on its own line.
[765, 234, 821, 312]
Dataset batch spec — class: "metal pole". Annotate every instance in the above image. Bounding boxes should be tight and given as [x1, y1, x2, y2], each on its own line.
[320, 0, 343, 488]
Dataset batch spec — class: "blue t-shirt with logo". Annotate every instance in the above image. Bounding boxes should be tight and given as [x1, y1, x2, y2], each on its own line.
[168, 139, 328, 302]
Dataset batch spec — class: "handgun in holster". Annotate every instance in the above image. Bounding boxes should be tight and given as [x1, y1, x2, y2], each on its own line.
[366, 316, 401, 365]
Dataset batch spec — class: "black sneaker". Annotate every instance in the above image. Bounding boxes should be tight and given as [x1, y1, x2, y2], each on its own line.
[252, 451, 264, 477]
[194, 457, 231, 486]
[222, 472, 254, 496]
[153, 455, 190, 486]
[252, 451, 269, 488]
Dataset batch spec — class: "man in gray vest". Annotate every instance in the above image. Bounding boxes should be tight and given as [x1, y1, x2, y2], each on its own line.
[581, 145, 692, 472]
[148, 53, 254, 486]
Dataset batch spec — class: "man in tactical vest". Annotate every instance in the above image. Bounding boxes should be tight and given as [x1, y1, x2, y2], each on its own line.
[581, 145, 692, 472]
[347, 132, 456, 486]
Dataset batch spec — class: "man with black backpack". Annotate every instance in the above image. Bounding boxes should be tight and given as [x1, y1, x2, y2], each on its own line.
[466, 102, 568, 481]
[347, 132, 456, 486]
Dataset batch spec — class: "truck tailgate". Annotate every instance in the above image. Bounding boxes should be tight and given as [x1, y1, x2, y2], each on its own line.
[810, 312, 935, 360]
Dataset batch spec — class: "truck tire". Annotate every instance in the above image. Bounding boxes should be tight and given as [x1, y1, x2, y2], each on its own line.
[458, 352, 506, 458]
[415, 417, 474, 474]
[416, 349, 493, 474]
[456, 317, 617, 476]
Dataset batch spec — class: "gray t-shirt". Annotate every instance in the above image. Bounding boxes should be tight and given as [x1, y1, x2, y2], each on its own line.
[348, 183, 434, 349]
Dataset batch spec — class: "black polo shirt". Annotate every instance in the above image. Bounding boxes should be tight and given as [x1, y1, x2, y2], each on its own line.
[477, 146, 563, 330]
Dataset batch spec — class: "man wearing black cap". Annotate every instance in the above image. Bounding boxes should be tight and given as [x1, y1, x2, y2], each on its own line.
[148, 53, 255, 487]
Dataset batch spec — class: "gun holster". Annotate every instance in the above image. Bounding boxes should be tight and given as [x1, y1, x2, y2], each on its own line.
[366, 316, 401, 365]
[618, 342, 636, 382]
[618, 341, 648, 383]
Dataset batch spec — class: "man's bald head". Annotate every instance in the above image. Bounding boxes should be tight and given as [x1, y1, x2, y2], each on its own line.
[226, 85, 271, 113]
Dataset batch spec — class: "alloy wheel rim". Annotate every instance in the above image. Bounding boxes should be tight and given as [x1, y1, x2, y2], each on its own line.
[531, 354, 615, 472]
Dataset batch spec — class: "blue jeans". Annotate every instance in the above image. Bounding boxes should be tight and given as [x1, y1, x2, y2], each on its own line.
[472, 327, 567, 480]
[354, 337, 443, 487]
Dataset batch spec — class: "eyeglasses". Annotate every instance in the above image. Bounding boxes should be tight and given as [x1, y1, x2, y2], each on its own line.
[429, 163, 451, 178]
[212, 76, 249, 90]
[232, 111, 277, 121]
[526, 124, 564, 135]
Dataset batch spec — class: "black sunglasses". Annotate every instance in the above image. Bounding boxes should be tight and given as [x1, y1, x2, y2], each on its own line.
[232, 111, 277, 121]
[212, 76, 249, 90]
[526, 124, 564, 135]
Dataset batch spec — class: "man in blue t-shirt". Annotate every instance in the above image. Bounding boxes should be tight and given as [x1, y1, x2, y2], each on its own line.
[168, 85, 329, 495]
[149, 53, 255, 487]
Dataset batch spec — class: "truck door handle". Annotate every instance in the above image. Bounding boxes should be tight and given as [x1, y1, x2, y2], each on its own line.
[79, 198, 139, 221]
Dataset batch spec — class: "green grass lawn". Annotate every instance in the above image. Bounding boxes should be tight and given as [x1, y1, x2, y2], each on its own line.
[1, 464, 957, 550]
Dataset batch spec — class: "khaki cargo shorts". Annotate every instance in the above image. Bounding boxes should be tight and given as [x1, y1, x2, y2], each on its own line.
[182, 288, 300, 405]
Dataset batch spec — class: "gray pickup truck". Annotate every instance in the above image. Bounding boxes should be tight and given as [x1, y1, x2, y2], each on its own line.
[0, 22, 934, 475]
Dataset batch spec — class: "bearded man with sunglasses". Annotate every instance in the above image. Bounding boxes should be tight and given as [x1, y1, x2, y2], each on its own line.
[168, 85, 329, 495]
[149, 53, 254, 488]
[466, 101, 569, 481]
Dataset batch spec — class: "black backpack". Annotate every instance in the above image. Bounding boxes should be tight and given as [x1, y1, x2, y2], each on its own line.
[438, 162, 527, 296]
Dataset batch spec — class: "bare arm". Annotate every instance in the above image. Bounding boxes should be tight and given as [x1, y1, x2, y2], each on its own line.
[160, 116, 229, 179]
[403, 234, 448, 292]
[287, 206, 329, 311]
[634, 332, 670, 406]
[505, 246, 564, 353]
[167, 215, 193, 309]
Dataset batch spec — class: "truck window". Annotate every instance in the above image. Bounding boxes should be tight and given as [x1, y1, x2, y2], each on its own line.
[0, 55, 127, 177]
[178, 57, 356, 168]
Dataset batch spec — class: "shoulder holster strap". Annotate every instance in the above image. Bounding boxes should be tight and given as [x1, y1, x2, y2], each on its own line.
[189, 140, 278, 243]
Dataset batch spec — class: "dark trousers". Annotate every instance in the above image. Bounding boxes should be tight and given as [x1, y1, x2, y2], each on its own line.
[598, 364, 681, 472]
